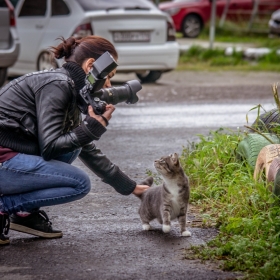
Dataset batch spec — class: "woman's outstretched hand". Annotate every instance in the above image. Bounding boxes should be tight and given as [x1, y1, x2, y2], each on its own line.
[133, 184, 150, 196]
[88, 104, 115, 127]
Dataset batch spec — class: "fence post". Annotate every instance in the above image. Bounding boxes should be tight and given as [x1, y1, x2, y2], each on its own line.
[248, 0, 260, 31]
[219, 0, 231, 28]
[209, 0, 217, 49]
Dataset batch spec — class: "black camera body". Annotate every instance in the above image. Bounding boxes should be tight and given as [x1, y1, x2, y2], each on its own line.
[79, 51, 142, 115]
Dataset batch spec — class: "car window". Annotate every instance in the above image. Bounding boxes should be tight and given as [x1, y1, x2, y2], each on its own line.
[18, 0, 47, 16]
[0, 0, 6, 7]
[51, 0, 70, 16]
[77, 0, 156, 11]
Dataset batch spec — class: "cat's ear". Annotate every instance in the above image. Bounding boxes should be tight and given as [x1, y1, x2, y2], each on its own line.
[171, 153, 179, 166]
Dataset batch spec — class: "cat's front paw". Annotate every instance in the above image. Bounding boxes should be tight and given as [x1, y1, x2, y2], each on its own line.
[142, 224, 151, 231]
[181, 230, 192, 237]
[162, 225, 171, 233]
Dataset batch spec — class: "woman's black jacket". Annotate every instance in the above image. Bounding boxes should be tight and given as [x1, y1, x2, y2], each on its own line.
[0, 68, 136, 195]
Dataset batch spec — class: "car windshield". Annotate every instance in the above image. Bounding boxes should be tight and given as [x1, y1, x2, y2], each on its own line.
[77, 0, 156, 11]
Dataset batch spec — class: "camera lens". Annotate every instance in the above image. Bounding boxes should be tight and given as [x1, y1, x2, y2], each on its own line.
[93, 80, 142, 105]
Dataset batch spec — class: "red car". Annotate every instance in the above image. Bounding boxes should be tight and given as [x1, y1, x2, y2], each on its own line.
[159, 0, 280, 38]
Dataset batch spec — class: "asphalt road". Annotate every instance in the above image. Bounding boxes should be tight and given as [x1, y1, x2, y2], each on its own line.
[1, 70, 279, 280]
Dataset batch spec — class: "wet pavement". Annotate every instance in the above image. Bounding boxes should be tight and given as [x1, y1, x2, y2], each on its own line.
[1, 70, 280, 279]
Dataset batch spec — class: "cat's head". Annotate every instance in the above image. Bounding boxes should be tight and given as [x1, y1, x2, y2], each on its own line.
[154, 153, 181, 177]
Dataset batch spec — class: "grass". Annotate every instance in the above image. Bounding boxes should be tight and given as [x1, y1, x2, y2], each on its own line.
[178, 46, 280, 72]
[177, 22, 280, 72]
[198, 22, 280, 48]
[177, 87, 280, 279]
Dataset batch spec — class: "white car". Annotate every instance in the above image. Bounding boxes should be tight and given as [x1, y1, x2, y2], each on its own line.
[8, 0, 179, 83]
[269, 9, 280, 37]
[0, 0, 20, 86]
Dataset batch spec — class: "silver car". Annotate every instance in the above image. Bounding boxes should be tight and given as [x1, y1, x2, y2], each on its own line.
[0, 0, 20, 86]
[9, 0, 179, 83]
[269, 9, 280, 36]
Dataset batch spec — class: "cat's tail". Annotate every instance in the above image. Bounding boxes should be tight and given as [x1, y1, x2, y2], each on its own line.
[140, 176, 154, 187]
[136, 176, 154, 199]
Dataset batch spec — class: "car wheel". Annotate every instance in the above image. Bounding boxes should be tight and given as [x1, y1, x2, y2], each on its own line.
[182, 14, 202, 38]
[136, 71, 162, 83]
[37, 51, 58, 71]
[0, 68, 7, 87]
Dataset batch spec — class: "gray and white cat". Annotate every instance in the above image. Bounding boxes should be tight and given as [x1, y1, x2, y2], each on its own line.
[138, 153, 191, 237]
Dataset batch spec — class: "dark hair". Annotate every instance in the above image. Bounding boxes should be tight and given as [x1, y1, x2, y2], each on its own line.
[51, 36, 118, 65]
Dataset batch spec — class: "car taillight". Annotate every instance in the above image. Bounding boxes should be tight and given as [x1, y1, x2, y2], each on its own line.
[165, 7, 180, 16]
[72, 23, 93, 38]
[5, 0, 16, 27]
[167, 20, 176, 41]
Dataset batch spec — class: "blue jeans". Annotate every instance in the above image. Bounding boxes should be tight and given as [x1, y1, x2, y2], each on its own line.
[0, 149, 91, 215]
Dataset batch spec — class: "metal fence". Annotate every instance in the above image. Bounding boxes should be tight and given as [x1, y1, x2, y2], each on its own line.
[219, 0, 279, 34]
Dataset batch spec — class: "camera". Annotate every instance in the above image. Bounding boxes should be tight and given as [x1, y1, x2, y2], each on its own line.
[79, 51, 142, 115]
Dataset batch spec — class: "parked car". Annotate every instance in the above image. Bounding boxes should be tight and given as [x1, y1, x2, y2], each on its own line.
[0, 0, 20, 86]
[269, 9, 280, 36]
[159, 0, 280, 38]
[8, 0, 179, 83]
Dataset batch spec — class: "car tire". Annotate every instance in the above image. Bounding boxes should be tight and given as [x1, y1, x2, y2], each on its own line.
[253, 144, 280, 181]
[267, 156, 280, 183]
[182, 14, 202, 38]
[0, 68, 8, 87]
[251, 108, 280, 132]
[37, 51, 59, 71]
[136, 71, 162, 83]
[267, 157, 280, 197]
[236, 133, 280, 169]
[273, 169, 280, 197]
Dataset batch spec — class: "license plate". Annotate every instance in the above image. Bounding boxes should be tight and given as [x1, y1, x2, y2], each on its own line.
[113, 31, 150, 42]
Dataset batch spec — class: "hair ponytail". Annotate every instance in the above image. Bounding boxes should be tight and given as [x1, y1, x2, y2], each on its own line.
[51, 35, 118, 66]
[51, 37, 77, 59]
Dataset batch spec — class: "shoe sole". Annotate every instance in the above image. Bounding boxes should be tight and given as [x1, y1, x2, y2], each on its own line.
[0, 239, 10, 245]
[10, 223, 63, 239]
